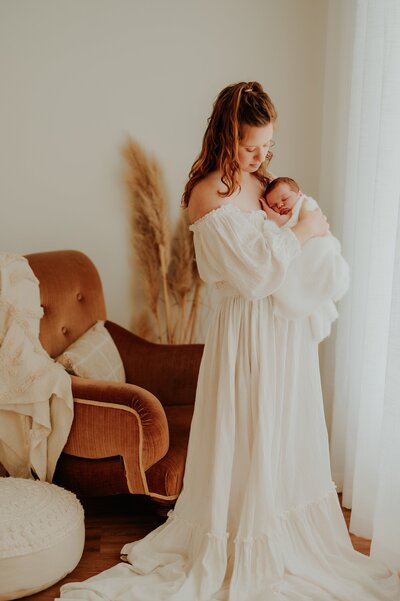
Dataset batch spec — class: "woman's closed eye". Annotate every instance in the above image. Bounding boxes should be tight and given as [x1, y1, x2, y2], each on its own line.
[245, 144, 270, 152]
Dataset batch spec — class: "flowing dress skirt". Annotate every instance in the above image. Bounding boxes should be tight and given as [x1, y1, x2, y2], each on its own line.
[59, 292, 400, 601]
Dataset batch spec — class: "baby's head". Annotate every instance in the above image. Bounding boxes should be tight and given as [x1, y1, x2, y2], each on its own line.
[265, 177, 302, 215]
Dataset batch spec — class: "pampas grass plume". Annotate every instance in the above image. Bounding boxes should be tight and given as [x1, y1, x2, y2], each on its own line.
[123, 137, 173, 342]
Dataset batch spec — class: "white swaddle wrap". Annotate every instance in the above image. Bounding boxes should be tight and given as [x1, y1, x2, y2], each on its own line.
[271, 195, 350, 342]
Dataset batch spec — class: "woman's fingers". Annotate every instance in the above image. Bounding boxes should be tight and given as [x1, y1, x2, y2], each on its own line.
[259, 198, 276, 217]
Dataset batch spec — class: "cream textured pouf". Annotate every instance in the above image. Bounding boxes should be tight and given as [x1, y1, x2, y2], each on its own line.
[0, 478, 85, 600]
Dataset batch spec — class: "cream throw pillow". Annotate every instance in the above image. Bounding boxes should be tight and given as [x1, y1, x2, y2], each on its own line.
[56, 321, 125, 382]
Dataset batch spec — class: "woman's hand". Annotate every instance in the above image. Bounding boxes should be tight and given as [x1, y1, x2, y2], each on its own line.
[289, 203, 331, 246]
[297, 203, 330, 237]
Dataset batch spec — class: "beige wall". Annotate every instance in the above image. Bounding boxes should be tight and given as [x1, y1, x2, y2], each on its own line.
[0, 0, 329, 329]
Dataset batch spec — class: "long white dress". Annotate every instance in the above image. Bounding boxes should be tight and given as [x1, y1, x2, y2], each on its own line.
[58, 205, 400, 601]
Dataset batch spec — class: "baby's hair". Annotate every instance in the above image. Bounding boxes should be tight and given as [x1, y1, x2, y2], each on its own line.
[265, 176, 300, 198]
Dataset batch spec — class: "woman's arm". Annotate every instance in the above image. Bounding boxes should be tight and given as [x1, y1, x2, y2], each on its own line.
[271, 234, 350, 319]
[291, 203, 330, 245]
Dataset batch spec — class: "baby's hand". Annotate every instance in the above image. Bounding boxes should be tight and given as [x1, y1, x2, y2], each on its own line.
[259, 197, 290, 226]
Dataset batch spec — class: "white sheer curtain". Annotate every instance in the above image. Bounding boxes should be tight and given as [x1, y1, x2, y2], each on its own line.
[326, 0, 400, 571]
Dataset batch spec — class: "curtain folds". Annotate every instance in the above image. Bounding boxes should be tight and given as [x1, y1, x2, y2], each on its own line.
[327, 0, 400, 571]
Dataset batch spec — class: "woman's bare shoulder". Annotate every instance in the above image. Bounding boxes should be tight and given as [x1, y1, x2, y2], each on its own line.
[187, 172, 227, 225]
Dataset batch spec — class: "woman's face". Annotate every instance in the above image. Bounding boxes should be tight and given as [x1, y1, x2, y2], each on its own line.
[238, 123, 274, 173]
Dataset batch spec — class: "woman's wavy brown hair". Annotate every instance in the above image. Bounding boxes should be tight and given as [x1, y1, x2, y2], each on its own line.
[181, 81, 277, 208]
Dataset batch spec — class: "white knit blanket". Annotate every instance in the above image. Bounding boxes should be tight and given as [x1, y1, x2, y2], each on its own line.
[0, 253, 73, 481]
[271, 196, 350, 342]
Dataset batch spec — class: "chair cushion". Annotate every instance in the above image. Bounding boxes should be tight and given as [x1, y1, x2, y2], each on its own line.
[0, 478, 84, 600]
[56, 320, 125, 382]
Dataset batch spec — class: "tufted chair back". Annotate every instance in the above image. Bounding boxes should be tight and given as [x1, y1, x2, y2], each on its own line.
[25, 250, 106, 358]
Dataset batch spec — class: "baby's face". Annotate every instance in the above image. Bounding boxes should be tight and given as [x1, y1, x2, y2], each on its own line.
[265, 183, 301, 215]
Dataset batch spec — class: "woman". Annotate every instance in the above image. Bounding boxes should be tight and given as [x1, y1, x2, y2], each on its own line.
[59, 82, 400, 600]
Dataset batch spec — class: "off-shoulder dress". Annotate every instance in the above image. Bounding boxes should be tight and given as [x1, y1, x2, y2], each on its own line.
[59, 204, 400, 601]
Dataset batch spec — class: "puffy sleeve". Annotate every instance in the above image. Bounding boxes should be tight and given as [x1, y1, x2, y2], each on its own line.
[271, 234, 350, 342]
[188, 205, 302, 301]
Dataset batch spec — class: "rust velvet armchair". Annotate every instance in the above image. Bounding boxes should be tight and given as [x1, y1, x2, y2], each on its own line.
[25, 250, 204, 513]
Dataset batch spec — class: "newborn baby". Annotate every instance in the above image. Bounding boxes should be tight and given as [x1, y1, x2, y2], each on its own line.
[260, 176, 349, 343]
[262, 176, 319, 229]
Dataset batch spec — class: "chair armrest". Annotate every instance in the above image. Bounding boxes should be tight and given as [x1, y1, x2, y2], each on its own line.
[105, 320, 204, 406]
[63, 375, 169, 494]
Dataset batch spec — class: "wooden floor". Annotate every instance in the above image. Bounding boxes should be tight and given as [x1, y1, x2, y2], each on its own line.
[23, 492, 370, 601]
